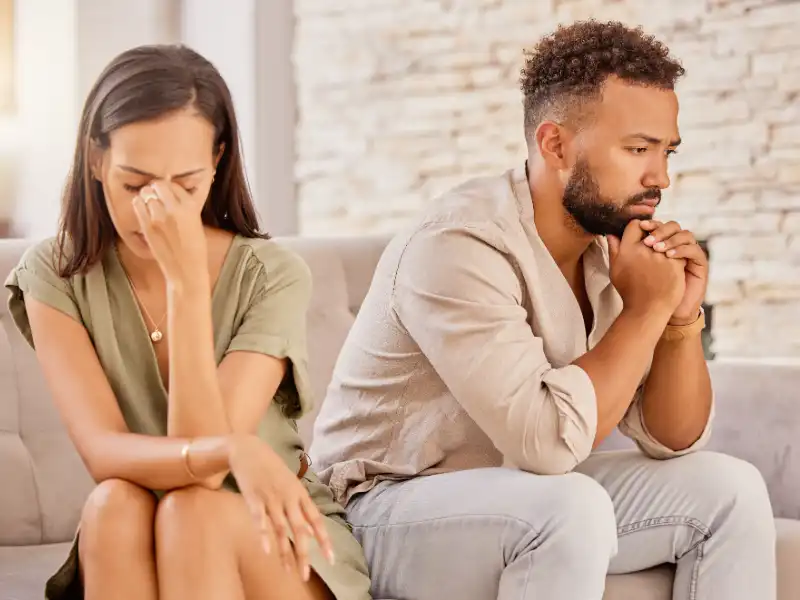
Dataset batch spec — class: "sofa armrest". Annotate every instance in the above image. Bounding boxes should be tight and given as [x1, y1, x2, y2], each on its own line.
[595, 360, 800, 520]
[704, 360, 800, 520]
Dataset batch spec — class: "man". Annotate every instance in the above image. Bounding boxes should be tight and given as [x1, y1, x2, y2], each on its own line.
[310, 20, 776, 600]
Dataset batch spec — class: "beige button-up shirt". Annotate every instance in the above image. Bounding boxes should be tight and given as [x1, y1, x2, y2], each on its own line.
[311, 165, 713, 506]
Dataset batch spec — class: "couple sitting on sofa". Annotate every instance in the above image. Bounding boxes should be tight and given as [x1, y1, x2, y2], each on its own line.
[4, 19, 776, 600]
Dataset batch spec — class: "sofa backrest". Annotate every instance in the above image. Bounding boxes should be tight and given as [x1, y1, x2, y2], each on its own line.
[1, 235, 798, 546]
[278, 236, 391, 443]
[0, 239, 96, 545]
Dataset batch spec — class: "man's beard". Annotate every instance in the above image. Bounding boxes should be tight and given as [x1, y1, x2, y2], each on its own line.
[562, 158, 661, 239]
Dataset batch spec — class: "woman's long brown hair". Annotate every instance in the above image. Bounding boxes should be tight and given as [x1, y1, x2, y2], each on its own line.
[56, 44, 267, 278]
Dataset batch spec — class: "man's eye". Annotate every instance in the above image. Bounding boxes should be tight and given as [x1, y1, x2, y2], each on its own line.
[627, 147, 647, 154]
[666, 148, 678, 157]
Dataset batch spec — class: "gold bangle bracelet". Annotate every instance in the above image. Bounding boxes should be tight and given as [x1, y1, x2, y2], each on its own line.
[181, 441, 199, 481]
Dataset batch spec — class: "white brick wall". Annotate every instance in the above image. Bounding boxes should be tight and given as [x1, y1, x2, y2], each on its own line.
[293, 0, 800, 359]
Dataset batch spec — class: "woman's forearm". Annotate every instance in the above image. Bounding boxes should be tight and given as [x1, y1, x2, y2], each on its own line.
[166, 280, 231, 437]
[87, 432, 231, 490]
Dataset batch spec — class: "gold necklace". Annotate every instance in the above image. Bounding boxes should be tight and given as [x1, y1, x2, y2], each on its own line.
[121, 268, 167, 343]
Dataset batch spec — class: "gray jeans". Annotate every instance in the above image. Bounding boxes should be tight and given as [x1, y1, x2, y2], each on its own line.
[346, 450, 776, 600]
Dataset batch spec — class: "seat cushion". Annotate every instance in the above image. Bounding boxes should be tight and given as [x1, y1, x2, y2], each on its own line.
[604, 565, 673, 599]
[601, 518, 800, 600]
[2, 520, 797, 599]
[0, 542, 72, 599]
[776, 518, 800, 599]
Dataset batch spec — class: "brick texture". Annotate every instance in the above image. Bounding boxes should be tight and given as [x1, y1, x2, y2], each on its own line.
[293, 0, 800, 359]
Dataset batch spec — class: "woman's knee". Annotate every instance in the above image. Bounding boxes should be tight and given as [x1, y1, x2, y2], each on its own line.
[80, 479, 156, 558]
[155, 486, 229, 542]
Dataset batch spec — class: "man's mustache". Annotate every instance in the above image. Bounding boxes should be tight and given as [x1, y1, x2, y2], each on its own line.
[627, 189, 661, 205]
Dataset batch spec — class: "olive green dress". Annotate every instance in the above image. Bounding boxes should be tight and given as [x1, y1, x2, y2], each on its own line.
[4, 235, 372, 600]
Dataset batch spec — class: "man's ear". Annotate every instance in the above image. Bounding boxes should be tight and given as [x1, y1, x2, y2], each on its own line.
[535, 121, 570, 170]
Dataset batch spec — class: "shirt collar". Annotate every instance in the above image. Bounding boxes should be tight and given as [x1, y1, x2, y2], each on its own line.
[511, 161, 612, 288]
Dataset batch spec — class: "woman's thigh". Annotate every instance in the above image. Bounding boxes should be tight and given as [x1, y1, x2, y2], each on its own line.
[157, 486, 333, 600]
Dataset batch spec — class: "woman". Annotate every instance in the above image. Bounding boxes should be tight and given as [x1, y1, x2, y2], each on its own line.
[5, 44, 371, 600]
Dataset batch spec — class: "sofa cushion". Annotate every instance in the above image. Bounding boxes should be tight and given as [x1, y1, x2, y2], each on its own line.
[777, 518, 800, 599]
[277, 235, 390, 445]
[0, 542, 73, 598]
[4, 520, 797, 599]
[604, 565, 672, 599]
[0, 240, 93, 546]
[705, 362, 800, 521]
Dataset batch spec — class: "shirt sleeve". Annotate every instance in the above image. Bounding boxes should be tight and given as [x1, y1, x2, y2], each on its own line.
[225, 243, 314, 419]
[618, 384, 715, 459]
[4, 239, 82, 349]
[391, 224, 598, 475]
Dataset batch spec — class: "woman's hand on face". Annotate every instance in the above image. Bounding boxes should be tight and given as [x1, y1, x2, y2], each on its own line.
[227, 434, 336, 582]
[131, 181, 208, 288]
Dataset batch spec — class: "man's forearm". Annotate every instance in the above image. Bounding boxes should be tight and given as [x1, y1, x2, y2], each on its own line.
[167, 281, 231, 437]
[574, 305, 673, 448]
[641, 326, 712, 451]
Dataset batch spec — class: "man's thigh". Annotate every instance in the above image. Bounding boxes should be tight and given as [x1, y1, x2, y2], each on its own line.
[575, 449, 766, 575]
[346, 467, 615, 600]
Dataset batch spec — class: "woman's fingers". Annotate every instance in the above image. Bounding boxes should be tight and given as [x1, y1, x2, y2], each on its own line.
[242, 493, 274, 556]
[286, 503, 314, 581]
[142, 190, 168, 227]
[148, 182, 180, 212]
[265, 498, 295, 572]
[131, 195, 150, 231]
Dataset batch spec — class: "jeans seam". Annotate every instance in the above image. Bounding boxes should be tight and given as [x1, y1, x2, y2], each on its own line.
[689, 538, 706, 600]
[617, 514, 710, 540]
[617, 514, 710, 600]
[349, 512, 542, 531]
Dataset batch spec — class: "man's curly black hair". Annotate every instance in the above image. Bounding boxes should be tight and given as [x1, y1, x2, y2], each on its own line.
[520, 20, 685, 137]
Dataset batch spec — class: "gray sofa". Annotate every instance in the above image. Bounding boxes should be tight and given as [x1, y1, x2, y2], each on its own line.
[1, 235, 799, 600]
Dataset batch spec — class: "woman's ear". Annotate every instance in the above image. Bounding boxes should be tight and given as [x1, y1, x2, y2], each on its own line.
[214, 142, 226, 169]
[88, 140, 103, 181]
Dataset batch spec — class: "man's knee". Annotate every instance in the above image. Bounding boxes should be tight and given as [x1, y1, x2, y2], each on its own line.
[497, 472, 618, 564]
[678, 452, 775, 535]
[546, 473, 618, 557]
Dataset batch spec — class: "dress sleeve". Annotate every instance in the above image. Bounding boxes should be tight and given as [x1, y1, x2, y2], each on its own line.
[4, 239, 81, 349]
[226, 242, 314, 419]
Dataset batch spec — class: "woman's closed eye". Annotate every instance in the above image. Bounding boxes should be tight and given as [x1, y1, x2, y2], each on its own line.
[123, 182, 198, 194]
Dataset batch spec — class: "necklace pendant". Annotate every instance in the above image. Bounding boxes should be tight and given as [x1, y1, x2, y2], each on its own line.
[150, 329, 163, 343]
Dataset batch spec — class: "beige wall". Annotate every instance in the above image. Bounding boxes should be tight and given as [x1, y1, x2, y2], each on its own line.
[293, 0, 800, 360]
